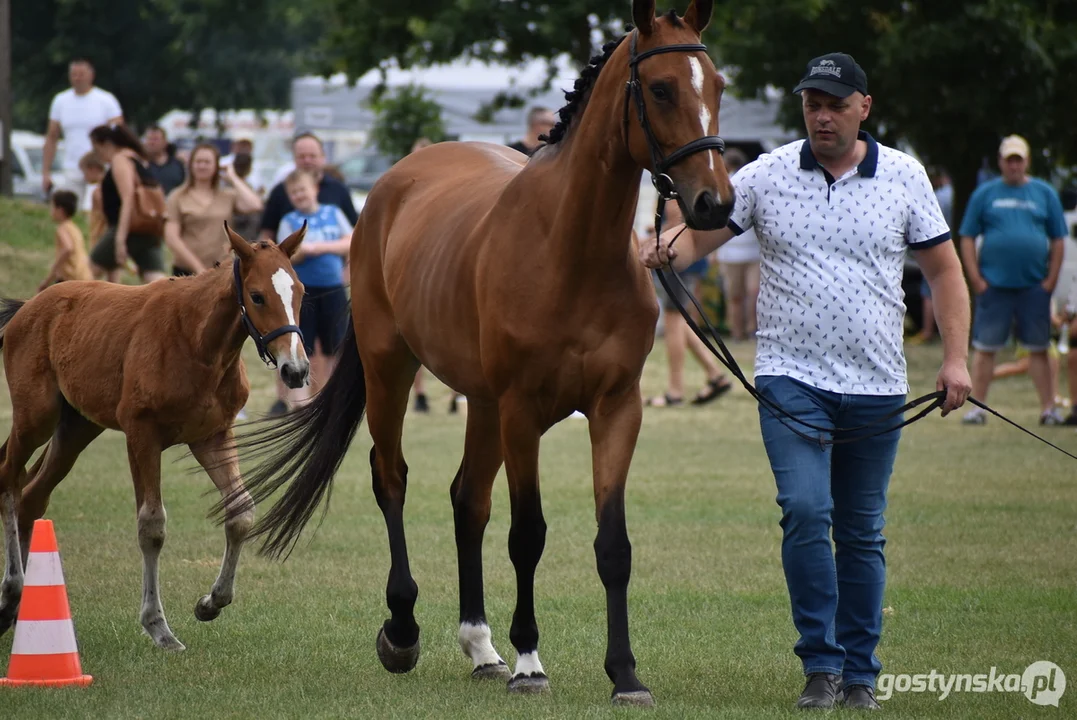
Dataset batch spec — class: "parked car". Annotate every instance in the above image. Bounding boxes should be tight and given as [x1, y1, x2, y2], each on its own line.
[332, 148, 396, 212]
[10, 130, 64, 202]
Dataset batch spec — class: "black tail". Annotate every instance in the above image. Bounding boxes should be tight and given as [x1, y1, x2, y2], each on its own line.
[0, 299, 25, 352]
[213, 314, 367, 560]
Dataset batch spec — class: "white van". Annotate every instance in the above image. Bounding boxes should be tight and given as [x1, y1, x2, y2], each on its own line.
[8, 130, 64, 202]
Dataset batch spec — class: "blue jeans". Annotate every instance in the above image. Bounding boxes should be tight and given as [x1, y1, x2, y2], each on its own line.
[756, 375, 905, 690]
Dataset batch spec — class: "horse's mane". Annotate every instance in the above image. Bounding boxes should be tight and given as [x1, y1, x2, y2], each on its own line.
[540, 10, 685, 147]
[540, 27, 631, 146]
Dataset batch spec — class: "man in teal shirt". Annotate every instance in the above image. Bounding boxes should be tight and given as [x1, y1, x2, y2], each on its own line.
[959, 135, 1068, 425]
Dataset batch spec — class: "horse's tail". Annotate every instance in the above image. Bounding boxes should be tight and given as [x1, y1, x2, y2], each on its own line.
[0, 299, 26, 352]
[215, 313, 366, 560]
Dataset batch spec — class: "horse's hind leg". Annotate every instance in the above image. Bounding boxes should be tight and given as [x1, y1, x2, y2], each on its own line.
[188, 428, 252, 622]
[365, 338, 423, 673]
[451, 400, 510, 680]
[18, 400, 105, 564]
[498, 394, 550, 693]
[126, 429, 184, 651]
[589, 388, 653, 706]
[0, 392, 62, 635]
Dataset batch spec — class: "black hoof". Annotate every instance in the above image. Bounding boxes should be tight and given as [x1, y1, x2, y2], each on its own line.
[508, 672, 550, 694]
[472, 661, 511, 680]
[612, 689, 656, 707]
[376, 626, 420, 673]
[194, 596, 222, 622]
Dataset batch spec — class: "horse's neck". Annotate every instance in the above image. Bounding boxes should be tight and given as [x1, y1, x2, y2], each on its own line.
[192, 269, 247, 366]
[539, 66, 643, 272]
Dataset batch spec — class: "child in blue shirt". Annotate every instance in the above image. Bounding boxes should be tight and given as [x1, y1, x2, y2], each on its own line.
[277, 169, 354, 404]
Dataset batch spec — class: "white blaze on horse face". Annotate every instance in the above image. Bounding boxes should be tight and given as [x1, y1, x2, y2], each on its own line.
[688, 56, 715, 170]
[270, 268, 300, 363]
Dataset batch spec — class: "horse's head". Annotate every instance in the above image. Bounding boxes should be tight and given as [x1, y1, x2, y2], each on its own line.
[626, 0, 734, 230]
[227, 224, 310, 389]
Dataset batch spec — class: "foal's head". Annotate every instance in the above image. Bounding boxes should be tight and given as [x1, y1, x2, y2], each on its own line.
[627, 0, 734, 230]
[227, 225, 310, 389]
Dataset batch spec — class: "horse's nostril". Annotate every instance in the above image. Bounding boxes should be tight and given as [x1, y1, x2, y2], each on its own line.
[694, 191, 717, 217]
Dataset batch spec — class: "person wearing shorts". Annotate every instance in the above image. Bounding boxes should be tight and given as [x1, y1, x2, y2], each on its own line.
[959, 135, 1068, 425]
[276, 169, 354, 407]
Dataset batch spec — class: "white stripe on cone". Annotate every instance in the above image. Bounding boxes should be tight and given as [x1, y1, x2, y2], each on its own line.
[11, 619, 80, 655]
[24, 551, 66, 587]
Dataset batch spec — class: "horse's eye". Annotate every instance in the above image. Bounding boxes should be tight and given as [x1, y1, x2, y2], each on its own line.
[250, 292, 265, 306]
[650, 83, 671, 102]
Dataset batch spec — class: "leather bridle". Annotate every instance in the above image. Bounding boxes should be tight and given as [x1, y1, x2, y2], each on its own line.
[232, 257, 304, 368]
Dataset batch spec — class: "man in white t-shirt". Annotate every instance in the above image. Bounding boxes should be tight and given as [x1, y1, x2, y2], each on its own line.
[641, 53, 972, 711]
[41, 58, 124, 203]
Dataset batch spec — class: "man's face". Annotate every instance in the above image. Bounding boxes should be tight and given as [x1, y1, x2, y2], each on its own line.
[801, 89, 871, 160]
[999, 154, 1028, 184]
[293, 138, 325, 174]
[144, 130, 167, 156]
[530, 112, 556, 140]
[69, 62, 94, 92]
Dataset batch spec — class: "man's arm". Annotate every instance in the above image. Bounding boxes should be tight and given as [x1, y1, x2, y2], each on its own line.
[1043, 237, 1065, 292]
[641, 223, 735, 271]
[959, 235, 987, 294]
[913, 240, 972, 414]
[41, 120, 62, 193]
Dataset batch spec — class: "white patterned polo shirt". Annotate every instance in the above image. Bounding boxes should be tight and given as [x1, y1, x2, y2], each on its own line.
[728, 131, 951, 395]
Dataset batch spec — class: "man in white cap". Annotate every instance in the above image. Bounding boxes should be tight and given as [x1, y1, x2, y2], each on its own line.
[958, 134, 1068, 425]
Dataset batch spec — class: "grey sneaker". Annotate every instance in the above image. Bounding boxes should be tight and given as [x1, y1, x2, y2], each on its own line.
[1041, 408, 1066, 426]
[962, 408, 986, 425]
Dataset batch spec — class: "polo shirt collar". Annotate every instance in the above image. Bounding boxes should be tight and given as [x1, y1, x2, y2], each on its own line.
[799, 130, 878, 178]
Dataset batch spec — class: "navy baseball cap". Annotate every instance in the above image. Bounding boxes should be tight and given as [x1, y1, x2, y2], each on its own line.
[792, 53, 868, 98]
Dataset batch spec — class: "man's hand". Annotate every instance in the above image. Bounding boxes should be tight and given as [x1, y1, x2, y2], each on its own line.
[41, 173, 53, 195]
[115, 242, 128, 267]
[1042, 279, 1057, 294]
[638, 223, 685, 269]
[969, 276, 988, 295]
[936, 359, 972, 417]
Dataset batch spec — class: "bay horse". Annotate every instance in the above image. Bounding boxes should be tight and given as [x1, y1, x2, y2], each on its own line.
[225, 0, 733, 705]
[0, 225, 308, 651]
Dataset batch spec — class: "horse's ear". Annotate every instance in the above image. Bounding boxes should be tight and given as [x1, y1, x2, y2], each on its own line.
[225, 222, 254, 260]
[279, 220, 307, 259]
[633, 0, 655, 35]
[683, 0, 713, 34]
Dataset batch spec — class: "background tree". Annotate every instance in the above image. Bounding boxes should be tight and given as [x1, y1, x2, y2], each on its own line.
[12, 0, 331, 130]
[368, 84, 446, 161]
[706, 0, 1077, 229]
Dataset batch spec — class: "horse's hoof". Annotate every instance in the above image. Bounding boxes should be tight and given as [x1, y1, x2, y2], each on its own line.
[508, 672, 550, 694]
[612, 690, 656, 708]
[472, 661, 511, 681]
[376, 626, 420, 673]
[194, 596, 222, 622]
[153, 634, 186, 652]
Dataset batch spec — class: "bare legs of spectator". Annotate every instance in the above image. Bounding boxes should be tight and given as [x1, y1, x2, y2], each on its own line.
[971, 348, 1058, 423]
[413, 368, 429, 412]
[648, 308, 730, 407]
[720, 262, 759, 342]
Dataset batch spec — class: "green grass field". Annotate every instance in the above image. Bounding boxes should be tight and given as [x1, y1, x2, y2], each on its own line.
[0, 196, 1074, 718]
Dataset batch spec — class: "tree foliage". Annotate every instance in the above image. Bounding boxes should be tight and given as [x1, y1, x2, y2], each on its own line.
[706, 0, 1077, 226]
[12, 0, 331, 130]
[368, 85, 447, 161]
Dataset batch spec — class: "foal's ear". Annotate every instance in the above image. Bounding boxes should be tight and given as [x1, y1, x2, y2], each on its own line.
[279, 220, 307, 259]
[633, 0, 655, 35]
[225, 222, 254, 260]
[683, 0, 713, 34]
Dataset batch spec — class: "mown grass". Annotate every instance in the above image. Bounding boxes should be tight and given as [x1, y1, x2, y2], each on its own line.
[0, 196, 1074, 718]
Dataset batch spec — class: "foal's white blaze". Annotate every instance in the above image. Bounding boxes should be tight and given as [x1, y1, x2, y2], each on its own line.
[514, 651, 546, 678]
[458, 622, 505, 669]
[688, 56, 715, 170]
[270, 268, 300, 363]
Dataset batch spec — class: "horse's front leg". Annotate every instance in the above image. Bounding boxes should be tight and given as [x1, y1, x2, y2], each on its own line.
[189, 429, 253, 622]
[588, 386, 654, 707]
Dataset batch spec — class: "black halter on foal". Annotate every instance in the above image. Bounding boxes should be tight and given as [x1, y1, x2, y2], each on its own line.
[232, 258, 304, 368]
[622, 29, 726, 199]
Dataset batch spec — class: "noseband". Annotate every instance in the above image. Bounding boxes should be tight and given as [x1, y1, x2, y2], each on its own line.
[622, 29, 727, 200]
[232, 258, 304, 368]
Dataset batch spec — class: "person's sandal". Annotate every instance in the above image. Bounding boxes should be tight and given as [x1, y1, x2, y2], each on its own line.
[646, 393, 684, 407]
[691, 377, 733, 405]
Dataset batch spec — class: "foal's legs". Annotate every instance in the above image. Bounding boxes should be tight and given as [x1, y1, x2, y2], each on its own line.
[365, 341, 423, 672]
[589, 388, 653, 706]
[189, 428, 253, 622]
[127, 429, 184, 650]
[451, 399, 510, 680]
[498, 395, 549, 693]
[0, 395, 61, 635]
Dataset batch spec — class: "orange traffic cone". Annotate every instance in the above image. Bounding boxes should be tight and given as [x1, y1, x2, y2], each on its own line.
[0, 519, 92, 687]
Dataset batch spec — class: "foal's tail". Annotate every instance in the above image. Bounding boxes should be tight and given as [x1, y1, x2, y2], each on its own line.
[0, 299, 26, 352]
[214, 314, 367, 560]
